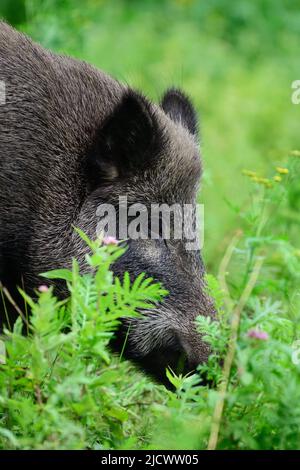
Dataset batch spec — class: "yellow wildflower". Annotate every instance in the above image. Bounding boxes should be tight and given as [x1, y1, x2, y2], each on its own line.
[250, 176, 260, 183]
[276, 167, 289, 174]
[289, 150, 300, 157]
[258, 178, 270, 184]
[250, 176, 272, 188]
[242, 169, 257, 177]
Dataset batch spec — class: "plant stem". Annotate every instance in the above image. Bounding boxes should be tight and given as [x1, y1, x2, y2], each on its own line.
[218, 230, 243, 312]
[207, 254, 264, 450]
[0, 282, 31, 331]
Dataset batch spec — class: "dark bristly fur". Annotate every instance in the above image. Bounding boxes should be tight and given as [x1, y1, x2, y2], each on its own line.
[161, 88, 198, 137]
[0, 22, 216, 385]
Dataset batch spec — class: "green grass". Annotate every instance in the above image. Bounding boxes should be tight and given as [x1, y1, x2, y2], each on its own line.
[1, 158, 300, 449]
[1, 0, 300, 450]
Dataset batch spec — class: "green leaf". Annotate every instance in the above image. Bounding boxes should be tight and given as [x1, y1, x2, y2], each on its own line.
[40, 269, 73, 281]
[106, 406, 128, 422]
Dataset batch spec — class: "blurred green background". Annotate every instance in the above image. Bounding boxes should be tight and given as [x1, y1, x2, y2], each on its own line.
[1, 0, 300, 270]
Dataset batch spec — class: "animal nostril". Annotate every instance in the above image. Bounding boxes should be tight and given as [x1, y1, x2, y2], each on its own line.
[187, 357, 201, 372]
[170, 340, 199, 376]
[177, 332, 211, 374]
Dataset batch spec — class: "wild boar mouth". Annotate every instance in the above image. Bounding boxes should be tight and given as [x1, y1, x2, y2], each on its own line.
[134, 347, 190, 388]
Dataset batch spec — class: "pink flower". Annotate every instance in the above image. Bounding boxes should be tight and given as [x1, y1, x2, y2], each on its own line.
[102, 236, 118, 246]
[38, 285, 49, 293]
[247, 329, 269, 341]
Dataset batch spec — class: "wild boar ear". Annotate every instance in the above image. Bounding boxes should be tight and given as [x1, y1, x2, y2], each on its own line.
[88, 91, 161, 183]
[161, 88, 198, 137]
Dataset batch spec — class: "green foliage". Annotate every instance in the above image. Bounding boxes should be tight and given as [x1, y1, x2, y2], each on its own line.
[0, 0, 26, 25]
[1, 156, 300, 449]
[0, 0, 300, 450]
[151, 156, 300, 450]
[0, 235, 167, 449]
